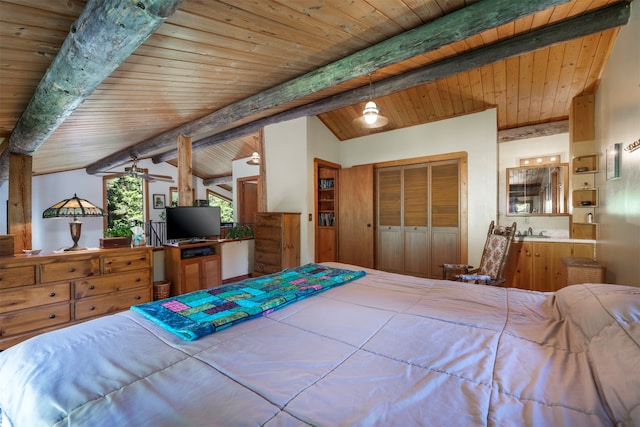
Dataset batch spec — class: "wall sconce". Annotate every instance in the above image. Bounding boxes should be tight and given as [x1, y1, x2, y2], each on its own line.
[42, 194, 106, 251]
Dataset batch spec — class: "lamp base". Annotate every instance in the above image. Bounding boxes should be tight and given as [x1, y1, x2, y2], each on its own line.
[64, 244, 86, 251]
[66, 220, 84, 251]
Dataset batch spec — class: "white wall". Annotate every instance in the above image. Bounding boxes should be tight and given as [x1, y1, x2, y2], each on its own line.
[263, 109, 499, 268]
[339, 109, 498, 267]
[498, 133, 570, 237]
[594, 2, 640, 286]
[263, 117, 311, 262]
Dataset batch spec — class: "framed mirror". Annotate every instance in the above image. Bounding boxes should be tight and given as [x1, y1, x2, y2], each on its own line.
[507, 164, 569, 216]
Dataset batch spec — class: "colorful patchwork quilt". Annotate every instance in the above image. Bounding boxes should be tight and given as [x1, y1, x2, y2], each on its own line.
[131, 263, 366, 340]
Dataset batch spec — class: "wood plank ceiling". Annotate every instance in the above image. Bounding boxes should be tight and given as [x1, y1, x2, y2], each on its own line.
[0, 0, 628, 184]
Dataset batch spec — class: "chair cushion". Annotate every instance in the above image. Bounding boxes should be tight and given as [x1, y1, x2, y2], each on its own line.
[478, 234, 509, 278]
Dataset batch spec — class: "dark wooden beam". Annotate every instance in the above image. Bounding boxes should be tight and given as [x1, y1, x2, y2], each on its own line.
[151, 2, 630, 162]
[498, 120, 569, 143]
[8, 0, 182, 156]
[86, 0, 571, 174]
[202, 176, 233, 186]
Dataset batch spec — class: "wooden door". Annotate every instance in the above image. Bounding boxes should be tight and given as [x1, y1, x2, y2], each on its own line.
[403, 165, 429, 277]
[338, 164, 374, 268]
[429, 161, 460, 277]
[238, 177, 258, 225]
[377, 168, 402, 272]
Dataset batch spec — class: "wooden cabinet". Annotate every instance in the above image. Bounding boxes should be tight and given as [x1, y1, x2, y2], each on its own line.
[254, 212, 300, 275]
[0, 247, 153, 349]
[504, 241, 595, 292]
[164, 242, 221, 295]
[314, 159, 340, 262]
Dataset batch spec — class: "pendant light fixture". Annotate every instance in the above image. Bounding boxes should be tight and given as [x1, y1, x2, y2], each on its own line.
[354, 74, 388, 129]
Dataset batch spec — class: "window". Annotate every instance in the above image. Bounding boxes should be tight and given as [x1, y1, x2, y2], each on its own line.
[207, 189, 233, 223]
[103, 175, 149, 232]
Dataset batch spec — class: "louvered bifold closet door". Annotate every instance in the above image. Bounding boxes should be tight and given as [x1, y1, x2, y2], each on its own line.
[376, 168, 402, 273]
[430, 161, 460, 275]
[403, 165, 429, 277]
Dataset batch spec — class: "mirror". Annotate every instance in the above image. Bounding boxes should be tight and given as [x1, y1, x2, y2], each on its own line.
[507, 164, 568, 216]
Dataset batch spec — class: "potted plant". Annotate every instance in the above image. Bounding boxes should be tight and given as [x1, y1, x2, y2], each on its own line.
[225, 224, 254, 240]
[101, 225, 134, 248]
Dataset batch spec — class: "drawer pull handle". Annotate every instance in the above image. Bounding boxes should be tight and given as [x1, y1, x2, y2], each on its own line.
[69, 267, 76, 272]
[49, 314, 56, 319]
[89, 285, 95, 290]
[135, 295, 141, 300]
[136, 278, 141, 282]
[49, 292, 56, 297]
[127, 261, 132, 265]
[89, 306, 95, 311]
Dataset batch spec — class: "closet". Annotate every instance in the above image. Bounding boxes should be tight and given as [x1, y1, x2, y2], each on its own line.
[376, 160, 460, 278]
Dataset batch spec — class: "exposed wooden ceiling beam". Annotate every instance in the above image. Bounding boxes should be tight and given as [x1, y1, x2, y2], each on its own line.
[498, 120, 569, 143]
[86, 0, 570, 174]
[7, 0, 183, 157]
[151, 2, 630, 163]
[202, 176, 233, 186]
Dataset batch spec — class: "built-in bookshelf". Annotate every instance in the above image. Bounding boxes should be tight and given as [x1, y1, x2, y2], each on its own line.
[314, 159, 340, 262]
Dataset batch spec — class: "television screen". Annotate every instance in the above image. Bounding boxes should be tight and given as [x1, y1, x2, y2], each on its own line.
[165, 206, 221, 241]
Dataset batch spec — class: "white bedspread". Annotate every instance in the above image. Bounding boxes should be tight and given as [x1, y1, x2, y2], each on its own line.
[1, 263, 638, 426]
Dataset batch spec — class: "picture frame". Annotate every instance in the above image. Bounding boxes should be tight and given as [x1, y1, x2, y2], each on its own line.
[153, 194, 166, 209]
[606, 143, 621, 180]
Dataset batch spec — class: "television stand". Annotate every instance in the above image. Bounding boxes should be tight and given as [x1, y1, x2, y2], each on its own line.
[164, 241, 222, 295]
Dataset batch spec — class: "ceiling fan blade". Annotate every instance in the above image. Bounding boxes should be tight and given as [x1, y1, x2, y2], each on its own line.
[140, 173, 174, 183]
[94, 171, 127, 177]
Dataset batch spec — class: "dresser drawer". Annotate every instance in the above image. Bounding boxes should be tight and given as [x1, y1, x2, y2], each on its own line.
[255, 250, 281, 266]
[75, 270, 151, 298]
[0, 282, 71, 314]
[0, 302, 71, 337]
[75, 287, 151, 320]
[0, 265, 36, 289]
[254, 237, 282, 253]
[255, 213, 283, 227]
[41, 259, 100, 283]
[103, 252, 152, 274]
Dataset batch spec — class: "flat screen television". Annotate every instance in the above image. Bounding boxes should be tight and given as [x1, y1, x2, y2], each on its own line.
[165, 206, 221, 242]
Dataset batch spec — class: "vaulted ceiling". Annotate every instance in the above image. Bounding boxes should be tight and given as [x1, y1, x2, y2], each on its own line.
[0, 0, 631, 185]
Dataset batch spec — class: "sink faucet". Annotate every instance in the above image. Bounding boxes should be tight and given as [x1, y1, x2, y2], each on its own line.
[528, 227, 533, 236]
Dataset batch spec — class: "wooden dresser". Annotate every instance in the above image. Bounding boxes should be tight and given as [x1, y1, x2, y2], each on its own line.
[0, 246, 153, 350]
[254, 212, 300, 275]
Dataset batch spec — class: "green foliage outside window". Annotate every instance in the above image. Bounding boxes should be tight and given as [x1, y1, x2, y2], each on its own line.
[106, 175, 144, 230]
[208, 194, 233, 223]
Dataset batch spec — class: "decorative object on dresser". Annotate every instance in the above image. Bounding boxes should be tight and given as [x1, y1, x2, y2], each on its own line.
[0, 246, 153, 349]
[254, 212, 301, 276]
[42, 194, 106, 251]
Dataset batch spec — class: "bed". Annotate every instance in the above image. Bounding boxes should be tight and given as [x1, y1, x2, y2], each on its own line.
[1, 262, 638, 426]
